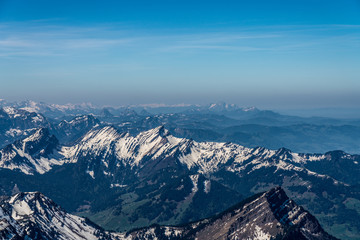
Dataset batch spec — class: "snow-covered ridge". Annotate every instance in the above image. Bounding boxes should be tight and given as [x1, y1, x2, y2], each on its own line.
[1, 106, 46, 123]
[0, 128, 70, 175]
[0, 125, 344, 179]
[57, 125, 339, 181]
[58, 114, 98, 128]
[1, 192, 121, 240]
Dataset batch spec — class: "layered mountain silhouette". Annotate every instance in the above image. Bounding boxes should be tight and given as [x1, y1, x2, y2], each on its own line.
[0, 125, 358, 239]
[0, 188, 337, 240]
[0, 105, 359, 239]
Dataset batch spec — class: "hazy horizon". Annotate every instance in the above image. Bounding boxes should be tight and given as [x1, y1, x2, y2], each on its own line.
[2, 97, 360, 119]
[1, 1, 359, 109]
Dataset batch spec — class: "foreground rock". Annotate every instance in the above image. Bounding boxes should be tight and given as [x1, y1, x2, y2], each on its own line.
[0, 187, 337, 240]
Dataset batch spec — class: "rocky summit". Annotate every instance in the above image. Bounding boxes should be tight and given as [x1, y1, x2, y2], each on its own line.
[126, 187, 338, 240]
[0, 187, 337, 239]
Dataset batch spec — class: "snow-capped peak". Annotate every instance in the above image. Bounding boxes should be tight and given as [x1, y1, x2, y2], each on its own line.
[1, 192, 119, 240]
[0, 128, 66, 175]
[136, 125, 169, 141]
[3, 106, 19, 115]
[80, 126, 121, 144]
[0, 125, 348, 185]
[22, 128, 49, 144]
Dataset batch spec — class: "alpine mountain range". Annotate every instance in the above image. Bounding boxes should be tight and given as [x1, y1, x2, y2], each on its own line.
[0, 100, 359, 240]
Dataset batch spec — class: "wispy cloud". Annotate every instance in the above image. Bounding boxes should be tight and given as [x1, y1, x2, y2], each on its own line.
[0, 23, 138, 57]
[0, 22, 359, 58]
[154, 33, 279, 52]
[60, 38, 132, 49]
[0, 51, 65, 57]
[0, 38, 34, 48]
[160, 44, 266, 52]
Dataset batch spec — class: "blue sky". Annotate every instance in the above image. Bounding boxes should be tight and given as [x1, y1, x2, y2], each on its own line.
[0, 0, 359, 109]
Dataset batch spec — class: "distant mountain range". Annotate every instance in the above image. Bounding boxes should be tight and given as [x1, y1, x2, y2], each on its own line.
[0, 100, 359, 239]
[2, 99, 359, 121]
[1, 100, 360, 153]
[0, 187, 337, 240]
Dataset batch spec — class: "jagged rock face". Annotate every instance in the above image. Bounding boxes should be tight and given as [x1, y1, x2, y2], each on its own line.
[190, 187, 333, 240]
[0, 192, 118, 240]
[55, 115, 100, 143]
[0, 205, 20, 240]
[0, 128, 63, 175]
[2, 120, 357, 184]
[0, 126, 359, 239]
[13, 128, 58, 156]
[53, 125, 359, 188]
[0, 188, 336, 240]
[0, 107, 49, 130]
[125, 187, 337, 240]
[0, 107, 51, 148]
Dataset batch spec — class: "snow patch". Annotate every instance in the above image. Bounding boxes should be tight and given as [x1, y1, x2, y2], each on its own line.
[204, 180, 211, 194]
[86, 170, 95, 179]
[110, 184, 127, 188]
[189, 175, 199, 193]
[249, 225, 271, 240]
